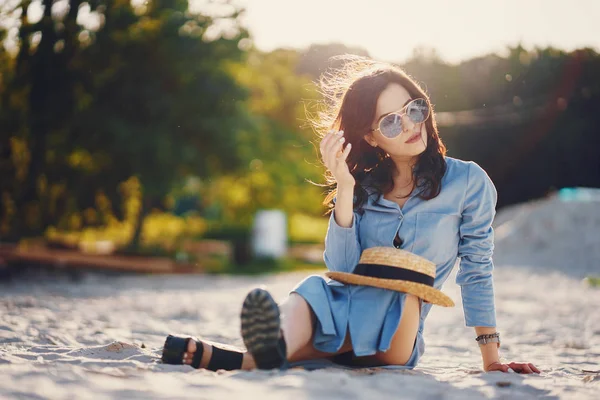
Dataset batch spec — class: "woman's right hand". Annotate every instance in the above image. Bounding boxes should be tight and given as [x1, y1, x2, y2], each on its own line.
[319, 130, 355, 188]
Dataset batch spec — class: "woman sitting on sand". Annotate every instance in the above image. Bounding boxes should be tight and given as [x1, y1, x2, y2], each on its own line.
[161, 56, 540, 374]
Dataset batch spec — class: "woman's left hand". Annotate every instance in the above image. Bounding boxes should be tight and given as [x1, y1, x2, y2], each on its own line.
[486, 361, 541, 374]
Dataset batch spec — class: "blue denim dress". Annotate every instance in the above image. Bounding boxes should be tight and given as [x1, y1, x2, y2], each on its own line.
[291, 156, 498, 368]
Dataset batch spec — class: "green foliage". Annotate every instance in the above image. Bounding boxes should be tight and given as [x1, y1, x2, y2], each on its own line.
[214, 256, 325, 276]
[197, 48, 327, 228]
[288, 213, 328, 244]
[584, 276, 600, 288]
[0, 0, 257, 245]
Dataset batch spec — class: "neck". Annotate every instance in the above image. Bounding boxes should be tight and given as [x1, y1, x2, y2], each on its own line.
[390, 155, 417, 184]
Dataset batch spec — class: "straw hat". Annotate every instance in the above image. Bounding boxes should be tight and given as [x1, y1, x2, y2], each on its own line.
[325, 247, 455, 307]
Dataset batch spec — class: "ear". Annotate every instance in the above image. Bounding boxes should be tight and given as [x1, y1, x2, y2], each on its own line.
[363, 133, 378, 148]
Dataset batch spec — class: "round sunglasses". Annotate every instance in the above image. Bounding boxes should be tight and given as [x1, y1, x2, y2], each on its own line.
[369, 98, 430, 139]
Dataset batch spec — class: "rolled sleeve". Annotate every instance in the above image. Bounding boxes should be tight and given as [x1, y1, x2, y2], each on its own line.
[323, 206, 362, 273]
[455, 162, 497, 327]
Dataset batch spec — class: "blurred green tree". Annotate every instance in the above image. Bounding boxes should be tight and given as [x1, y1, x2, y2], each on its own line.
[0, 0, 88, 239]
[73, 0, 253, 248]
[0, 0, 254, 249]
[201, 48, 326, 229]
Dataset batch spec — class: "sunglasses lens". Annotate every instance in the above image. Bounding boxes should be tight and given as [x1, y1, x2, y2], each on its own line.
[407, 99, 429, 123]
[379, 113, 403, 138]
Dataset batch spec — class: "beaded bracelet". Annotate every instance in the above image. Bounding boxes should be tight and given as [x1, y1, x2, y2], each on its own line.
[475, 332, 500, 346]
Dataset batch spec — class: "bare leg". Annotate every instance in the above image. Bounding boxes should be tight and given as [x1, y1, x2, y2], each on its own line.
[373, 294, 421, 366]
[281, 292, 354, 363]
[279, 292, 316, 358]
[288, 326, 353, 363]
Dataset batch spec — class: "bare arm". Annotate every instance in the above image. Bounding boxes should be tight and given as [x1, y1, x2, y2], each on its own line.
[320, 129, 359, 273]
[319, 128, 355, 229]
[474, 326, 500, 370]
[333, 184, 355, 228]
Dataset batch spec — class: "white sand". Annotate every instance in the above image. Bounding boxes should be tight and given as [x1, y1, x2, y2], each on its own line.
[1, 192, 599, 399]
[493, 188, 600, 279]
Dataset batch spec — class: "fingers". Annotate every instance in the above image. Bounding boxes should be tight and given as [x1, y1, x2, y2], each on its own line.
[520, 364, 533, 374]
[325, 131, 344, 158]
[320, 129, 344, 168]
[488, 362, 540, 374]
[319, 130, 336, 166]
[320, 130, 342, 153]
[530, 363, 541, 374]
[319, 130, 339, 158]
[508, 362, 539, 374]
[327, 134, 345, 162]
[508, 362, 523, 373]
[339, 142, 352, 161]
[487, 362, 509, 373]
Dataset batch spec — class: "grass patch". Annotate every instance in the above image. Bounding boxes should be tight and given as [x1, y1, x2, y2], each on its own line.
[584, 276, 600, 288]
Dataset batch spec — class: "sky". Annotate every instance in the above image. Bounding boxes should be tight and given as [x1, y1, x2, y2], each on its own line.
[197, 0, 600, 64]
[5, 0, 600, 64]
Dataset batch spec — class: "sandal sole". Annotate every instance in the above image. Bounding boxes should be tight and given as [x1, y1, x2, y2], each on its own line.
[240, 288, 286, 369]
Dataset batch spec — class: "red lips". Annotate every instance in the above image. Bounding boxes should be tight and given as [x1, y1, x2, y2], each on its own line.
[404, 132, 421, 143]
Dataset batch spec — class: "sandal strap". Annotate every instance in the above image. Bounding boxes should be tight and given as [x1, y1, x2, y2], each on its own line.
[207, 346, 244, 371]
[163, 335, 243, 370]
[190, 340, 205, 369]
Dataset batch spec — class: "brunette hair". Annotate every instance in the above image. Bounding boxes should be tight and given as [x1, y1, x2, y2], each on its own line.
[309, 55, 447, 213]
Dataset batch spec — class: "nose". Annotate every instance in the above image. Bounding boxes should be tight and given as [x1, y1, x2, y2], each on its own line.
[401, 114, 416, 132]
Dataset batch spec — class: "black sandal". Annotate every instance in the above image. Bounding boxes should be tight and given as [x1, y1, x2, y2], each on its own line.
[161, 335, 243, 371]
[240, 288, 289, 370]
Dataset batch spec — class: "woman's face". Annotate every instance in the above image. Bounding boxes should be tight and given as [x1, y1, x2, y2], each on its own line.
[364, 83, 428, 158]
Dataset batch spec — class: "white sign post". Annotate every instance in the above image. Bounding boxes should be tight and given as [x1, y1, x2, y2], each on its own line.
[251, 209, 287, 259]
